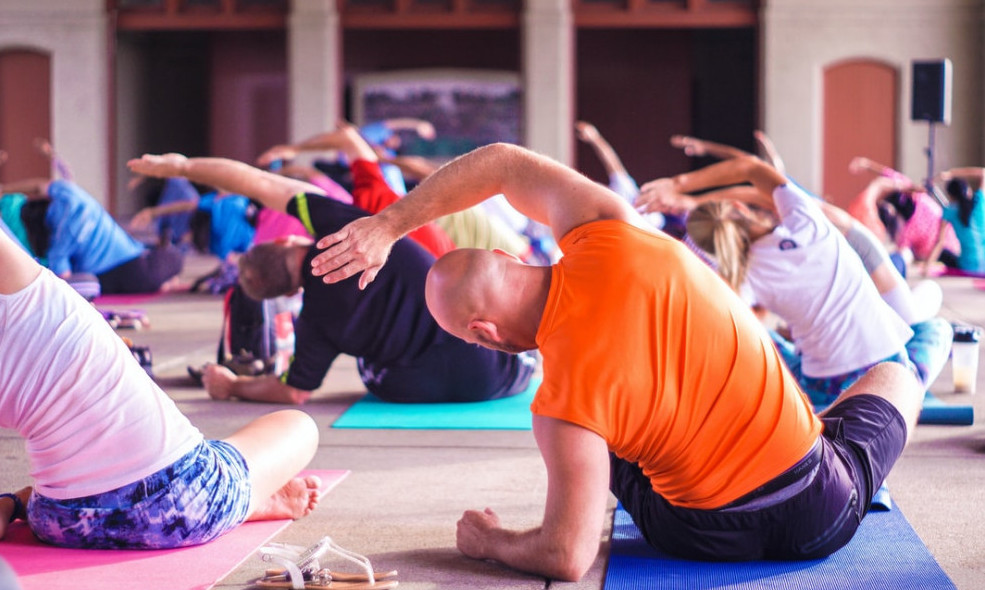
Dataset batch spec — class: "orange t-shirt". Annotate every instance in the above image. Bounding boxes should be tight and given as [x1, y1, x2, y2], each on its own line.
[530, 220, 821, 510]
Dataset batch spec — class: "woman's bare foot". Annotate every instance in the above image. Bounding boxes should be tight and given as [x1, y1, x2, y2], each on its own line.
[159, 275, 191, 293]
[0, 487, 32, 541]
[248, 475, 322, 521]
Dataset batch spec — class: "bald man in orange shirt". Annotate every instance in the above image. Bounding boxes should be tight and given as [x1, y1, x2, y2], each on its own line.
[308, 143, 922, 582]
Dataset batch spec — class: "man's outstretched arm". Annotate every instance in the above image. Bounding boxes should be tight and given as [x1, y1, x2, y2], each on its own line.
[128, 154, 323, 214]
[201, 365, 312, 405]
[310, 142, 641, 288]
[456, 415, 611, 582]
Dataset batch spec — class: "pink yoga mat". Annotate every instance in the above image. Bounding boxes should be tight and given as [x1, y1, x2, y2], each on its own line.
[0, 469, 348, 590]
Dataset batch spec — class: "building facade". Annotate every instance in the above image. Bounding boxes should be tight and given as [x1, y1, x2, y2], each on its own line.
[0, 0, 980, 215]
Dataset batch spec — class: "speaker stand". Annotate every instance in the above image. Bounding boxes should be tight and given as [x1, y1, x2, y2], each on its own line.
[924, 121, 947, 207]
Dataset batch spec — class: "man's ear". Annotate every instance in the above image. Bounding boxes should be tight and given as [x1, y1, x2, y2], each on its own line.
[492, 248, 522, 263]
[467, 319, 500, 342]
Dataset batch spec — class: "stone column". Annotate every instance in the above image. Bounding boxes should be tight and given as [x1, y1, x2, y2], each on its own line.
[289, 0, 342, 144]
[523, 0, 574, 166]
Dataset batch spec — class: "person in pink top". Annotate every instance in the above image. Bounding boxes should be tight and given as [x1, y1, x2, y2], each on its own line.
[847, 157, 959, 270]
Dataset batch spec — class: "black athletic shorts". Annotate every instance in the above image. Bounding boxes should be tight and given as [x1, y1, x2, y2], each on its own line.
[610, 394, 907, 561]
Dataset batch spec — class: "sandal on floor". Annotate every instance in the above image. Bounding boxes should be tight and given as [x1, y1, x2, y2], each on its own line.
[254, 536, 398, 589]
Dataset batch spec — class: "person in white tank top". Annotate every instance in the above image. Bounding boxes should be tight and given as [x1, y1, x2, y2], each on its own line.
[0, 221, 322, 549]
[636, 155, 952, 407]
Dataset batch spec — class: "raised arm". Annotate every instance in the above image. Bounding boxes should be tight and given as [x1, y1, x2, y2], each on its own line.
[636, 156, 784, 216]
[129, 198, 199, 231]
[309, 142, 641, 288]
[257, 122, 379, 169]
[753, 130, 786, 176]
[35, 138, 73, 181]
[938, 167, 985, 190]
[576, 121, 629, 178]
[456, 415, 610, 581]
[376, 117, 436, 141]
[128, 154, 322, 214]
[380, 154, 440, 181]
[670, 135, 751, 161]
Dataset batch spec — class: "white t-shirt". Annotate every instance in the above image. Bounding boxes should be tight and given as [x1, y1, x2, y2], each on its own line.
[0, 270, 202, 499]
[747, 184, 913, 378]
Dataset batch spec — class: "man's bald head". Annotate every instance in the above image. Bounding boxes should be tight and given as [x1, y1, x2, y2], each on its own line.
[426, 248, 539, 354]
[426, 249, 495, 335]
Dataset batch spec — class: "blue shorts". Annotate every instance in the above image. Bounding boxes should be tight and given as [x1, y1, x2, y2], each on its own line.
[611, 394, 907, 561]
[27, 440, 252, 549]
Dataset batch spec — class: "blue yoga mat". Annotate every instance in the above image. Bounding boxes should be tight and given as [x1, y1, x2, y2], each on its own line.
[919, 391, 974, 425]
[604, 504, 956, 590]
[332, 378, 540, 430]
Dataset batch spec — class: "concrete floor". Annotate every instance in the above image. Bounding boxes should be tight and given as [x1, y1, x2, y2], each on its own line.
[2, 253, 984, 589]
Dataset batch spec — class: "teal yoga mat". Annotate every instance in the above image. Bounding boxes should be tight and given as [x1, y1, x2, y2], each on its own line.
[332, 378, 540, 430]
[604, 503, 956, 590]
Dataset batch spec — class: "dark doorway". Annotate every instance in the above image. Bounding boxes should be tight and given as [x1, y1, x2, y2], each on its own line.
[575, 27, 757, 187]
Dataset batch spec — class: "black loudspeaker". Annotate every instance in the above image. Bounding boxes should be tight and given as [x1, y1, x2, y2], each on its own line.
[911, 59, 952, 124]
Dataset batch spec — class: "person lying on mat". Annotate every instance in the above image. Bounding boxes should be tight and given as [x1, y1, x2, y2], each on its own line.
[0, 176, 185, 295]
[127, 150, 535, 406]
[0, 223, 321, 549]
[304, 142, 924, 581]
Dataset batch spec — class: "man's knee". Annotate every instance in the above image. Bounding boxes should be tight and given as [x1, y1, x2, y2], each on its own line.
[842, 362, 921, 434]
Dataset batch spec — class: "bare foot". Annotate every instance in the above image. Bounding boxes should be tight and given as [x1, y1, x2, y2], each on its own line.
[159, 275, 191, 293]
[248, 475, 322, 521]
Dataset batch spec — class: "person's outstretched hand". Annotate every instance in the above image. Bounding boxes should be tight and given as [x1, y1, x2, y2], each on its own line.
[635, 178, 695, 216]
[574, 121, 600, 143]
[311, 214, 402, 289]
[669, 135, 706, 157]
[849, 156, 873, 175]
[256, 145, 298, 168]
[129, 207, 156, 231]
[415, 121, 437, 141]
[127, 153, 189, 179]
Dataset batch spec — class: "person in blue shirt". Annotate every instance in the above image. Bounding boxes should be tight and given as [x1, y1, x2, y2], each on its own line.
[928, 168, 985, 275]
[128, 175, 202, 247]
[0, 177, 184, 294]
[130, 186, 258, 261]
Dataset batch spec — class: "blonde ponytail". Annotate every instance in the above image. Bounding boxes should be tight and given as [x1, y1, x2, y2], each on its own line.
[686, 201, 752, 292]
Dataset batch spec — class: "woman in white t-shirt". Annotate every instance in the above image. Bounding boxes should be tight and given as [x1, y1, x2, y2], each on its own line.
[635, 156, 952, 407]
[0, 221, 321, 549]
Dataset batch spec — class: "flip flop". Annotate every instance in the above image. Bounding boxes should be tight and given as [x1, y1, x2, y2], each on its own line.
[254, 537, 398, 590]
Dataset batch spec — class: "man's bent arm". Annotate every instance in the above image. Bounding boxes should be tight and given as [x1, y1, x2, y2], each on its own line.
[311, 142, 641, 287]
[128, 154, 322, 214]
[457, 415, 610, 581]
